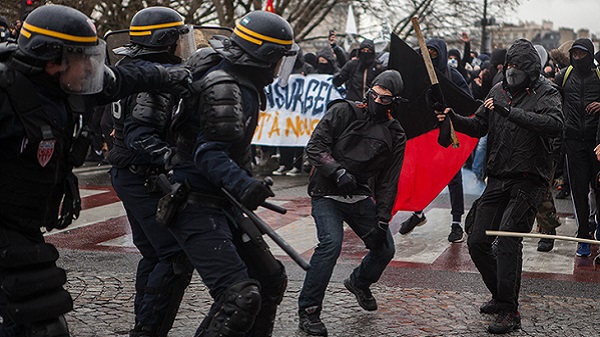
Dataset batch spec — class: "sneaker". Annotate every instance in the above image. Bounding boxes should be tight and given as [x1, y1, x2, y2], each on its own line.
[398, 213, 427, 235]
[487, 311, 521, 334]
[555, 188, 570, 199]
[287, 167, 302, 176]
[537, 229, 556, 252]
[272, 165, 289, 176]
[479, 298, 500, 314]
[448, 223, 465, 243]
[298, 306, 327, 336]
[343, 278, 377, 311]
[576, 243, 591, 257]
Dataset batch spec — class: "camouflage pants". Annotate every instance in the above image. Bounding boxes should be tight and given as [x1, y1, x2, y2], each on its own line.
[535, 186, 561, 233]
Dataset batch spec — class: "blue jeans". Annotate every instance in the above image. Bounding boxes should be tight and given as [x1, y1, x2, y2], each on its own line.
[472, 135, 487, 181]
[298, 197, 395, 311]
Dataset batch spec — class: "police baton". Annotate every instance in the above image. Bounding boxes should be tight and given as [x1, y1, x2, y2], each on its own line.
[221, 186, 311, 271]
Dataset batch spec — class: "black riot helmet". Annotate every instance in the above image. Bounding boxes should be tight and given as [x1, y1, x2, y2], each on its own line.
[18, 4, 99, 61]
[16, 5, 107, 94]
[116, 6, 195, 61]
[130, 6, 187, 49]
[230, 11, 296, 65]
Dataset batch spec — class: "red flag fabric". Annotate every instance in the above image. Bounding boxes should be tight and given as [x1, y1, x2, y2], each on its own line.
[393, 129, 478, 212]
[265, 0, 275, 13]
[387, 33, 481, 213]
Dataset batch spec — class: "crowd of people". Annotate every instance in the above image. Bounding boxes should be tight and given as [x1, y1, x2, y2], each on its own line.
[1, 3, 600, 337]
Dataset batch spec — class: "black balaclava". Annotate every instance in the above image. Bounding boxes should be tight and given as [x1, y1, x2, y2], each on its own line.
[570, 38, 595, 74]
[358, 39, 376, 68]
[367, 69, 404, 120]
[503, 39, 540, 95]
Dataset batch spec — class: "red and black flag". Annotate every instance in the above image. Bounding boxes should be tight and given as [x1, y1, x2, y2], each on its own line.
[389, 33, 481, 212]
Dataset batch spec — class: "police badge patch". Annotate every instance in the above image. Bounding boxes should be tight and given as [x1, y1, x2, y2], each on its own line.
[37, 139, 56, 167]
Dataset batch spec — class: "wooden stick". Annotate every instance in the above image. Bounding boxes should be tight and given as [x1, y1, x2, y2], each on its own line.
[410, 17, 438, 85]
[486, 230, 600, 245]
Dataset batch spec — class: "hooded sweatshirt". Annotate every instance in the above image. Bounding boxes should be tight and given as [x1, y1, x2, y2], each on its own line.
[426, 38, 471, 96]
[333, 39, 384, 102]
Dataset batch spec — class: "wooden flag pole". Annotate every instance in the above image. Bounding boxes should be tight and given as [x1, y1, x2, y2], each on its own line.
[486, 230, 600, 245]
[411, 17, 438, 85]
[410, 16, 460, 148]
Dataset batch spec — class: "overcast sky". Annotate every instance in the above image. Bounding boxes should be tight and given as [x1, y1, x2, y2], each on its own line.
[507, 0, 600, 35]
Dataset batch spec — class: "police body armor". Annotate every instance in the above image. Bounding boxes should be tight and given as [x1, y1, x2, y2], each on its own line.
[108, 57, 177, 171]
[0, 57, 82, 230]
[174, 47, 258, 173]
[0, 53, 74, 336]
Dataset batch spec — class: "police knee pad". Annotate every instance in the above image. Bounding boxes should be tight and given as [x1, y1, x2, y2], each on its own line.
[26, 315, 69, 337]
[200, 279, 261, 337]
[0, 243, 72, 324]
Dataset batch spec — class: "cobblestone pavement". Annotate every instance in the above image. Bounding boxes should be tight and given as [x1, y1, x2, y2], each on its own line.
[62, 167, 600, 336]
[65, 271, 600, 337]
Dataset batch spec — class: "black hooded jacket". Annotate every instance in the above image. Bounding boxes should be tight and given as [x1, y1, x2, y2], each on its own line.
[450, 39, 563, 182]
[554, 38, 600, 142]
[307, 70, 406, 222]
[426, 38, 471, 95]
[332, 39, 384, 102]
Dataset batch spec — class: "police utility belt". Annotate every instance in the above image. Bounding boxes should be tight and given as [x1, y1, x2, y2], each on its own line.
[155, 173, 230, 227]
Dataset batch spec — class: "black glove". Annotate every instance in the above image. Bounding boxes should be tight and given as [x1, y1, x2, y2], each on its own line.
[361, 221, 389, 250]
[163, 148, 181, 171]
[157, 65, 193, 96]
[54, 172, 81, 231]
[494, 101, 511, 117]
[239, 179, 275, 211]
[333, 168, 357, 196]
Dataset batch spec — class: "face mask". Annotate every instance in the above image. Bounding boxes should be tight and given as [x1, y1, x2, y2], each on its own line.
[316, 63, 334, 74]
[448, 58, 458, 68]
[572, 53, 593, 73]
[367, 94, 391, 120]
[505, 67, 529, 92]
[359, 52, 375, 66]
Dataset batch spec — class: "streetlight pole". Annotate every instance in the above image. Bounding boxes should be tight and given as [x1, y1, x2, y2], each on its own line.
[481, 0, 489, 54]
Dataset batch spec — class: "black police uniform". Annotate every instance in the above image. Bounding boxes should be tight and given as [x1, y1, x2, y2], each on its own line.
[107, 7, 194, 337]
[168, 10, 296, 337]
[109, 55, 193, 337]
[0, 5, 190, 336]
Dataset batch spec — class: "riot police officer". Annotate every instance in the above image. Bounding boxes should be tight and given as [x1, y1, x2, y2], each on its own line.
[0, 5, 190, 337]
[169, 10, 298, 337]
[107, 6, 195, 337]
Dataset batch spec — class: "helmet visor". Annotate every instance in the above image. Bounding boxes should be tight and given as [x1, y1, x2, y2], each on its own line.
[275, 43, 299, 87]
[175, 25, 196, 61]
[60, 40, 106, 94]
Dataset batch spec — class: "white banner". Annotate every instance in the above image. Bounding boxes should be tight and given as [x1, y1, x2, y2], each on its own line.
[252, 74, 344, 146]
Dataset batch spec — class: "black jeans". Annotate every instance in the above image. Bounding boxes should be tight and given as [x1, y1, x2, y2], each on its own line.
[467, 176, 545, 312]
[565, 138, 600, 238]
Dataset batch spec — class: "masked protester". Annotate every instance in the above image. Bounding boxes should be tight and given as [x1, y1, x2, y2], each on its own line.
[333, 39, 385, 102]
[168, 10, 298, 337]
[398, 38, 472, 244]
[553, 38, 600, 257]
[0, 4, 191, 337]
[436, 38, 563, 334]
[107, 7, 196, 337]
[298, 70, 406, 336]
[314, 47, 338, 75]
